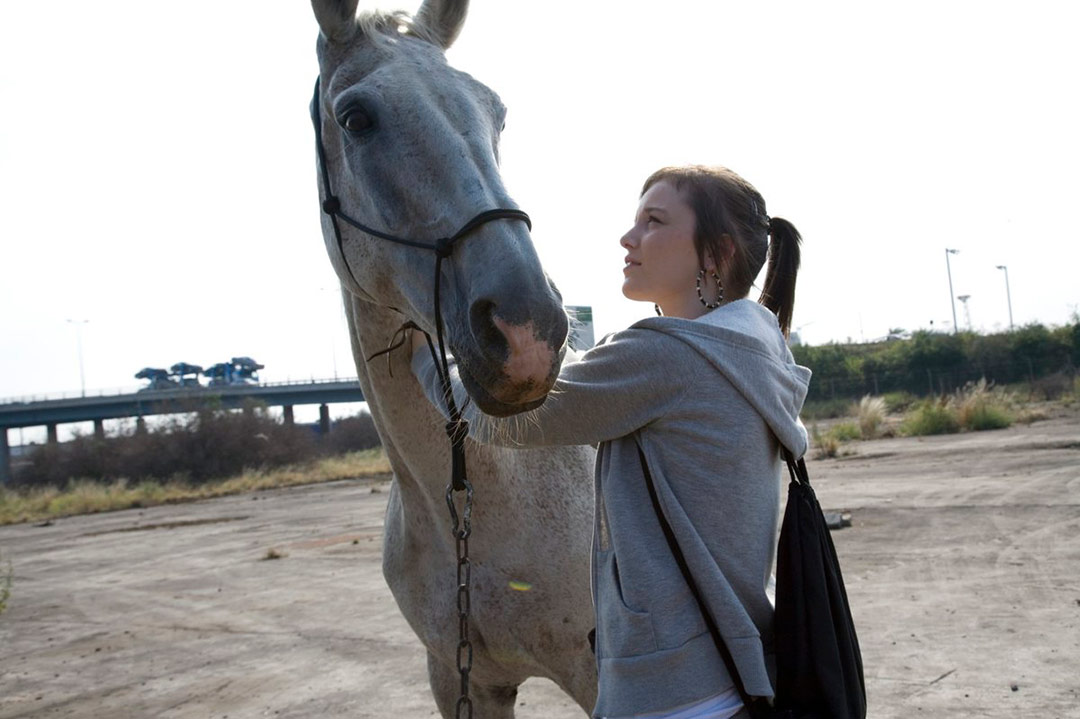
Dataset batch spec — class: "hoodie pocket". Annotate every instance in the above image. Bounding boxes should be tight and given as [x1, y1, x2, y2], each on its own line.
[595, 551, 656, 658]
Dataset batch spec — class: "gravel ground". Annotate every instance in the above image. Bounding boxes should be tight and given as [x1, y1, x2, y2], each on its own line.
[1, 407, 1078, 718]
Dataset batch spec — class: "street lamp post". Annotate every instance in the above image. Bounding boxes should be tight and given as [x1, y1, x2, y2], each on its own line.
[995, 265, 1014, 331]
[66, 319, 89, 397]
[945, 249, 960, 334]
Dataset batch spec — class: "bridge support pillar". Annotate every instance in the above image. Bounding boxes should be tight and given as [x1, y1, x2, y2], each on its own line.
[47, 424, 58, 445]
[136, 417, 147, 435]
[94, 419, 105, 440]
[319, 404, 330, 436]
[283, 405, 294, 426]
[0, 429, 10, 486]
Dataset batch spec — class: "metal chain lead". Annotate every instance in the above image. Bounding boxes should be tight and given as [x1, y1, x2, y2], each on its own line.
[446, 477, 474, 719]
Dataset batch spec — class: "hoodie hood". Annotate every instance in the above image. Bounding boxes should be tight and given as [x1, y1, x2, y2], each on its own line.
[632, 299, 812, 457]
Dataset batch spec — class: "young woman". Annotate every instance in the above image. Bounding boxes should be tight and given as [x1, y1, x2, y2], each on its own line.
[411, 165, 811, 719]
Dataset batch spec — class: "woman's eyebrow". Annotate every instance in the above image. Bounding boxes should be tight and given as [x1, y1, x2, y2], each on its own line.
[643, 206, 668, 216]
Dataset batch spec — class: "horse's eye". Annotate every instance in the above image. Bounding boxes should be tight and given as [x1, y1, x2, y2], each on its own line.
[343, 109, 374, 134]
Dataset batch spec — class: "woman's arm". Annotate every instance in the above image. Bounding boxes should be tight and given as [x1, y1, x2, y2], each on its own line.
[410, 327, 688, 448]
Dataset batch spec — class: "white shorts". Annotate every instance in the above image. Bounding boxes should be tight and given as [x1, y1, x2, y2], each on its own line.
[616, 686, 743, 719]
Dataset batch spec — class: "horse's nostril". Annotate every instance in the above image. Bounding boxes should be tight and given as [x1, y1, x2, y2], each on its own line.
[469, 300, 507, 361]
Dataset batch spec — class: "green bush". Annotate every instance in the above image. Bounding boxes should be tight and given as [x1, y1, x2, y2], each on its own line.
[965, 405, 1013, 431]
[829, 422, 862, 442]
[902, 400, 960, 436]
[882, 391, 917, 414]
[802, 398, 852, 420]
[792, 320, 1079, 403]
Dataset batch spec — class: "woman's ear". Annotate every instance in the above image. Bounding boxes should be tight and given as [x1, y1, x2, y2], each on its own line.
[704, 235, 737, 276]
[719, 234, 737, 262]
[703, 250, 718, 274]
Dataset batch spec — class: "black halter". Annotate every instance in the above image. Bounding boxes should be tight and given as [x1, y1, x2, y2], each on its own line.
[310, 76, 530, 492]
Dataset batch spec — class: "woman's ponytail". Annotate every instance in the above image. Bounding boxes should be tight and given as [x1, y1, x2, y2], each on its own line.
[759, 216, 802, 338]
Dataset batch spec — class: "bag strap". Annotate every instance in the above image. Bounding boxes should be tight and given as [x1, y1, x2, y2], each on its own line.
[780, 447, 810, 488]
[635, 441, 776, 719]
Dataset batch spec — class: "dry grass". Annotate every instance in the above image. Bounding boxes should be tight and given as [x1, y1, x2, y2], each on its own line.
[901, 398, 961, 436]
[0, 449, 390, 526]
[951, 379, 1014, 431]
[811, 423, 856, 459]
[854, 395, 887, 439]
[1016, 405, 1052, 424]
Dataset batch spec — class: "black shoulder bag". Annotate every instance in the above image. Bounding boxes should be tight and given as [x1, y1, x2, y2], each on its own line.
[636, 442, 866, 719]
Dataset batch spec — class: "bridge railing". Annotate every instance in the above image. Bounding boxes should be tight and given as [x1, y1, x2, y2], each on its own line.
[0, 377, 362, 407]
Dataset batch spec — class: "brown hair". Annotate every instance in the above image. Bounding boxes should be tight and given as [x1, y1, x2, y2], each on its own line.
[642, 165, 802, 337]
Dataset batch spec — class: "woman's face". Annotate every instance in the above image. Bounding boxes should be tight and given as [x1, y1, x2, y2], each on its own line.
[620, 180, 711, 312]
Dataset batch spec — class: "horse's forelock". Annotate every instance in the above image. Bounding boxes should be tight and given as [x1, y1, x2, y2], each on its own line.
[353, 10, 441, 50]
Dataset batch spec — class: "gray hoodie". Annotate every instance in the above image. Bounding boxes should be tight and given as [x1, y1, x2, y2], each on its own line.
[412, 299, 811, 718]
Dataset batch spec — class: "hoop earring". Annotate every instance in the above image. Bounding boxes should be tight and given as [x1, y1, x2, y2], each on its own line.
[696, 269, 723, 309]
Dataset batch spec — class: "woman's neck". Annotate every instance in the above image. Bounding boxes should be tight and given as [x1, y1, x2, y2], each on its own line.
[657, 292, 730, 320]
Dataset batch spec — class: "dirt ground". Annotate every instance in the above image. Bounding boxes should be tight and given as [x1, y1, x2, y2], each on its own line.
[1, 408, 1078, 718]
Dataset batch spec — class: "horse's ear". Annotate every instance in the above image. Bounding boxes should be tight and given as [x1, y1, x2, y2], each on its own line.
[411, 0, 469, 50]
[312, 0, 360, 44]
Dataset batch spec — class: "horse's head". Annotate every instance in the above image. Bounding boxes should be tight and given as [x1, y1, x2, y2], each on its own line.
[311, 0, 568, 418]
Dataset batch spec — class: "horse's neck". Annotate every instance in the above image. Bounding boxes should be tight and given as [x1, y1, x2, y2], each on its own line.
[344, 292, 463, 520]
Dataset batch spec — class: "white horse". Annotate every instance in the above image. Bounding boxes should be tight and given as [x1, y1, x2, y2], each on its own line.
[310, 1, 597, 715]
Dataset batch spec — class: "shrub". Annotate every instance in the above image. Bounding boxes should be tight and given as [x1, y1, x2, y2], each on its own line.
[901, 399, 960, 436]
[854, 395, 887, 439]
[1054, 376, 1079, 407]
[802, 398, 852, 421]
[953, 379, 1014, 432]
[965, 404, 1013, 431]
[829, 422, 862, 442]
[811, 424, 840, 459]
[324, 412, 382, 455]
[794, 321, 1079, 403]
[881, 391, 917, 414]
[14, 407, 380, 488]
[1026, 371, 1076, 401]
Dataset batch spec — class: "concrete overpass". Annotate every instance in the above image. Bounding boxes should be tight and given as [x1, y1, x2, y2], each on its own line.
[0, 379, 366, 484]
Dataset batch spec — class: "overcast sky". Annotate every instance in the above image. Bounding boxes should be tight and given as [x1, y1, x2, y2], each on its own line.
[2, 1, 1078, 416]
